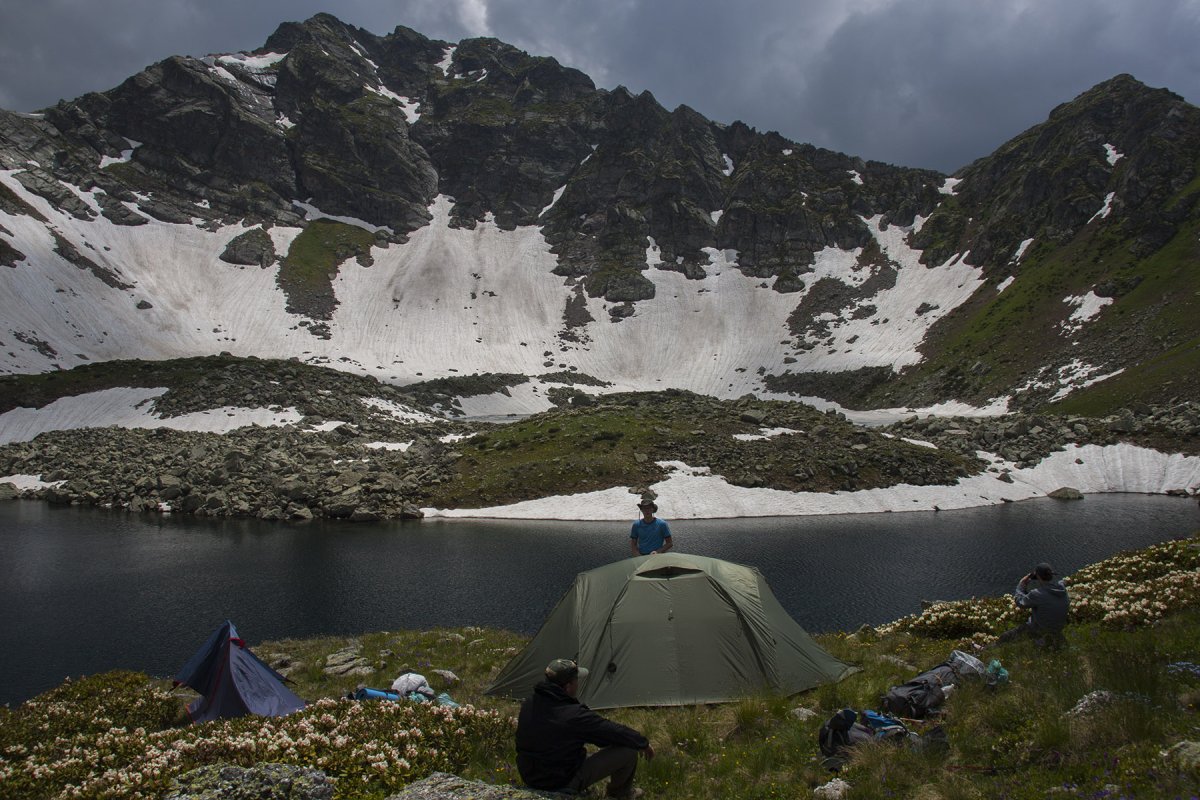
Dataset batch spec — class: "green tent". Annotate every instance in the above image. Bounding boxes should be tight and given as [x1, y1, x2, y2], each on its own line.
[486, 553, 857, 709]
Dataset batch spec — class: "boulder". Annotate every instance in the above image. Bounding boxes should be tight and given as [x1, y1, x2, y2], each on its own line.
[1163, 741, 1200, 772]
[385, 772, 559, 799]
[0, 482, 18, 501]
[1047, 487, 1084, 500]
[164, 763, 334, 800]
[324, 646, 373, 676]
[813, 778, 851, 800]
[431, 669, 460, 686]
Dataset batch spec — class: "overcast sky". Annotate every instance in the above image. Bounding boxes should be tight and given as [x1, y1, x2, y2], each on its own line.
[1, 0, 1197, 173]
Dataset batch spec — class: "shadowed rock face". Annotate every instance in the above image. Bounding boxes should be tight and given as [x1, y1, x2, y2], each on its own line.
[1, 13, 943, 296]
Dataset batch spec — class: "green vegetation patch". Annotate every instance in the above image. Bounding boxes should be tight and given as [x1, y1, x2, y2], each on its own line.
[279, 219, 377, 320]
[427, 391, 980, 509]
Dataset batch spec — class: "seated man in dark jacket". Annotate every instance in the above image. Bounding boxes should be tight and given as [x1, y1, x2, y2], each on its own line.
[998, 562, 1070, 645]
[515, 658, 654, 798]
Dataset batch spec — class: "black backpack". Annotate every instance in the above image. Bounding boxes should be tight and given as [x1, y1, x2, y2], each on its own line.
[880, 662, 957, 719]
[818, 709, 907, 757]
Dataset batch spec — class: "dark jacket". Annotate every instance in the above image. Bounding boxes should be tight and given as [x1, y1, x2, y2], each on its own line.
[515, 679, 648, 790]
[1015, 578, 1070, 632]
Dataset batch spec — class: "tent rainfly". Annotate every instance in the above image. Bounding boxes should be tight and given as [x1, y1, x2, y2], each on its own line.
[174, 620, 305, 723]
[486, 553, 857, 709]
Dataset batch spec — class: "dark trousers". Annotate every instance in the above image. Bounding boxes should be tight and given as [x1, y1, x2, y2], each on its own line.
[565, 746, 638, 798]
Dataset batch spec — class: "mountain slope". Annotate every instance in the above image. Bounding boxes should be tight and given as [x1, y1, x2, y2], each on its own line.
[865, 75, 1200, 412]
[1, 17, 1197, 414]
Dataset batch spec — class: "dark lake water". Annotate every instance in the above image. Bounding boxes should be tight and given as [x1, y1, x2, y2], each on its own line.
[2, 495, 1197, 706]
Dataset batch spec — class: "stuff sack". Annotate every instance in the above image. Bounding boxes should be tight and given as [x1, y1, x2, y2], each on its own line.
[986, 659, 1010, 687]
[948, 650, 986, 679]
[352, 687, 403, 702]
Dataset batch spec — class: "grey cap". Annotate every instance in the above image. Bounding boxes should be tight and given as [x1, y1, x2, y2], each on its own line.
[1034, 562, 1054, 579]
[545, 658, 588, 684]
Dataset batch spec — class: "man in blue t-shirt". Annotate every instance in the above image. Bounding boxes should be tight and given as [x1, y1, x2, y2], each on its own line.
[630, 500, 673, 557]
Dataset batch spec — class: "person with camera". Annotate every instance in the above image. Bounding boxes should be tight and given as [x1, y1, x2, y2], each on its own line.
[997, 562, 1070, 646]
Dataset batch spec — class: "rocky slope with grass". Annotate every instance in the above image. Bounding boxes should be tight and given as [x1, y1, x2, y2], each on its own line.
[0, 14, 1197, 416]
[3, 535, 1199, 799]
[2, 357, 1197, 520]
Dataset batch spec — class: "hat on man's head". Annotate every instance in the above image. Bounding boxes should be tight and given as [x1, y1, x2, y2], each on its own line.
[545, 658, 588, 684]
[637, 499, 657, 511]
[1034, 562, 1055, 580]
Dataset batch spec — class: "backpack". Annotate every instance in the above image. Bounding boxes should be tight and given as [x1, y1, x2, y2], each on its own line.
[818, 709, 909, 757]
[818, 709, 870, 757]
[880, 662, 957, 719]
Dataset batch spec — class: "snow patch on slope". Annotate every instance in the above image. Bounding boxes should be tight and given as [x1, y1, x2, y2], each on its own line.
[437, 46, 456, 76]
[1011, 238, 1034, 262]
[424, 443, 1200, 520]
[1088, 192, 1116, 224]
[365, 84, 421, 123]
[99, 139, 141, 170]
[0, 387, 303, 445]
[1061, 291, 1113, 333]
[779, 216, 985, 373]
[939, 178, 962, 195]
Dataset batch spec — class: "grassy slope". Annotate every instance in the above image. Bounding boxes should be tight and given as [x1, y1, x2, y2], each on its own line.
[3, 534, 1199, 799]
[867, 192, 1200, 415]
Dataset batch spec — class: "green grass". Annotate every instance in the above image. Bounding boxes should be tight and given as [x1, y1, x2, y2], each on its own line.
[278, 219, 377, 318]
[872, 206, 1200, 414]
[425, 392, 979, 508]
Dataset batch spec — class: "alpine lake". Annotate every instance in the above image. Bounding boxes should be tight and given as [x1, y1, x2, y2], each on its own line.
[2, 493, 1198, 706]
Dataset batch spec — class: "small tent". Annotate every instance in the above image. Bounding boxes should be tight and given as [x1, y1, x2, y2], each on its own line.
[486, 553, 857, 709]
[174, 620, 305, 723]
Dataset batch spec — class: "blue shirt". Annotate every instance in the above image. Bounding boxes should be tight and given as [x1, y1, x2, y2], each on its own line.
[630, 518, 672, 555]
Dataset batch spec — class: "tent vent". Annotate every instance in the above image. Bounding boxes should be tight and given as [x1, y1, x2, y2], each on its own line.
[637, 565, 704, 579]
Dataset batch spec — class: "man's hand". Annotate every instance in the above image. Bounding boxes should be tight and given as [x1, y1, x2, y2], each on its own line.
[641, 745, 655, 760]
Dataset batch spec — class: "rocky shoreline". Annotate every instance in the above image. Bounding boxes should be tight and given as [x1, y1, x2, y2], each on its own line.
[1, 391, 1196, 521]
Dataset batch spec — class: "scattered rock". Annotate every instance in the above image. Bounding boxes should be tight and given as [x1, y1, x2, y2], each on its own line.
[813, 777, 851, 799]
[1047, 487, 1084, 500]
[384, 772, 557, 799]
[431, 669, 460, 686]
[164, 763, 334, 800]
[324, 646, 373, 677]
[878, 654, 917, 670]
[789, 706, 819, 721]
[1163, 741, 1200, 772]
[0, 482, 18, 501]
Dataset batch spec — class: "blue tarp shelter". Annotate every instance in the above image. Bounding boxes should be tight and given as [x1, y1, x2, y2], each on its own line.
[173, 620, 305, 723]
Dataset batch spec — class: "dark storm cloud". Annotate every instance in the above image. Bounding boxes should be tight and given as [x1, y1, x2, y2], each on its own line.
[2, 0, 1197, 173]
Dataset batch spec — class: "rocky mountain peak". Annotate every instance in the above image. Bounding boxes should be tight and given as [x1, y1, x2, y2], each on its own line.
[0, 15, 1196, 413]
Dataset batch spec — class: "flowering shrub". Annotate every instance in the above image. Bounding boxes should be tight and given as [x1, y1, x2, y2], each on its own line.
[877, 596, 1025, 640]
[0, 682, 511, 800]
[1065, 538, 1200, 627]
[878, 536, 1200, 639]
